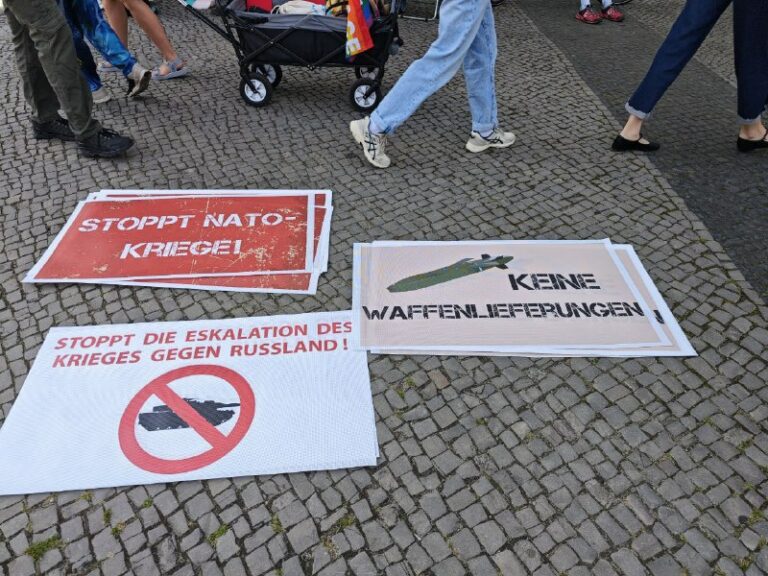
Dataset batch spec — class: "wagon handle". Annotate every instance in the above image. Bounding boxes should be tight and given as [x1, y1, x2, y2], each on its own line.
[176, 0, 240, 47]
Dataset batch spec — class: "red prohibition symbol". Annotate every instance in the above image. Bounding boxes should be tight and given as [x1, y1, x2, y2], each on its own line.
[119, 365, 255, 474]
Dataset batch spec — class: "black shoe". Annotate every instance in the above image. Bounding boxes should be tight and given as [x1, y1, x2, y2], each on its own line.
[612, 133, 660, 152]
[737, 129, 768, 152]
[32, 117, 76, 141]
[78, 128, 134, 158]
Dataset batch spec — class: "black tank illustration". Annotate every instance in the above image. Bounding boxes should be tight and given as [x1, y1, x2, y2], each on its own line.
[139, 399, 241, 431]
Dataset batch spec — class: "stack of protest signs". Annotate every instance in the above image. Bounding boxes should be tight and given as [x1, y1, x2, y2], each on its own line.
[0, 311, 378, 495]
[352, 240, 695, 357]
[24, 190, 333, 294]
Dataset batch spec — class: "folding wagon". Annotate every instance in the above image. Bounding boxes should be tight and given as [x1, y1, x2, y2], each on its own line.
[185, 0, 404, 110]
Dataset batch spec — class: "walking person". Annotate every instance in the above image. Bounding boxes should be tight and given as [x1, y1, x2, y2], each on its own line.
[733, 0, 768, 152]
[349, 0, 515, 169]
[613, 0, 731, 152]
[59, 0, 152, 102]
[4, 0, 134, 158]
[102, 0, 188, 80]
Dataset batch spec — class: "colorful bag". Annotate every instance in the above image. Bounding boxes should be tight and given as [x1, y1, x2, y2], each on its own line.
[346, 0, 373, 57]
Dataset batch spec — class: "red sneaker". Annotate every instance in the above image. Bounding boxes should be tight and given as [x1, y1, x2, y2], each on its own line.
[576, 7, 602, 24]
[601, 6, 625, 21]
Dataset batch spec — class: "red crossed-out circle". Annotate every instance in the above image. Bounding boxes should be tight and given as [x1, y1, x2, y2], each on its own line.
[119, 365, 255, 474]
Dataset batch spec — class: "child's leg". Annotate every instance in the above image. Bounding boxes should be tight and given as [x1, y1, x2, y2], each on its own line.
[61, 0, 102, 91]
[74, 0, 137, 77]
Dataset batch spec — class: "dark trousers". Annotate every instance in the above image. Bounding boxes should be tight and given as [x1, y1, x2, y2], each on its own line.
[626, 0, 732, 120]
[733, 0, 768, 122]
[5, 0, 100, 139]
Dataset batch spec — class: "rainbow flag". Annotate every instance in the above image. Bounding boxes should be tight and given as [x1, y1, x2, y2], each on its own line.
[346, 0, 374, 58]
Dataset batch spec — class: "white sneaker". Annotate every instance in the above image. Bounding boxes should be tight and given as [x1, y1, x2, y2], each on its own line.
[466, 128, 516, 153]
[350, 117, 391, 169]
[127, 64, 151, 98]
[97, 60, 119, 73]
[91, 87, 112, 104]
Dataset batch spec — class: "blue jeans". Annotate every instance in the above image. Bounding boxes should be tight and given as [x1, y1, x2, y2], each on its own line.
[60, 0, 136, 80]
[734, 0, 768, 123]
[370, 0, 498, 135]
[626, 0, 731, 120]
[68, 15, 102, 91]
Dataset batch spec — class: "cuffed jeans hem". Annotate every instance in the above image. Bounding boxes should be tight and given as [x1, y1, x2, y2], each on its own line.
[368, 113, 390, 136]
[471, 122, 496, 134]
[738, 105, 767, 125]
[625, 102, 651, 120]
[122, 62, 135, 78]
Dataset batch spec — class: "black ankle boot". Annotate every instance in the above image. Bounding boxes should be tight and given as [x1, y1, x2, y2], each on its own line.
[32, 117, 76, 141]
[78, 128, 134, 158]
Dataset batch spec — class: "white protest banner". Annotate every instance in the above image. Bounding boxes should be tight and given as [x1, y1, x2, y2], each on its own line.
[353, 240, 668, 354]
[0, 311, 376, 495]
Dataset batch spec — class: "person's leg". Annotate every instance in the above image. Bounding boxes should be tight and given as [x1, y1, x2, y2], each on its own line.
[61, 0, 103, 92]
[622, 0, 731, 138]
[368, 0, 490, 135]
[118, 0, 181, 70]
[463, 1, 497, 135]
[5, 0, 100, 139]
[5, 7, 62, 124]
[101, 0, 129, 47]
[733, 0, 768, 143]
[73, 0, 137, 77]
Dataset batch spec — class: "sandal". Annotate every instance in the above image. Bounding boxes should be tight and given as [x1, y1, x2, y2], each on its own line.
[152, 58, 189, 80]
[737, 127, 768, 153]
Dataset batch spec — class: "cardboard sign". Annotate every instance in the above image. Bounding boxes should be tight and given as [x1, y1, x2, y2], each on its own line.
[25, 191, 333, 294]
[122, 206, 332, 293]
[0, 311, 377, 495]
[26, 194, 315, 281]
[352, 240, 690, 356]
[375, 245, 695, 358]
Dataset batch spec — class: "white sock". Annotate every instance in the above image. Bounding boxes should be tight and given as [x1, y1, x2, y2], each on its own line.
[580, 0, 591, 10]
[602, 0, 612, 8]
[479, 129, 494, 138]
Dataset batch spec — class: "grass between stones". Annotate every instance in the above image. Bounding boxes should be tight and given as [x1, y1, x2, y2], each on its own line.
[25, 535, 63, 561]
[208, 524, 230, 545]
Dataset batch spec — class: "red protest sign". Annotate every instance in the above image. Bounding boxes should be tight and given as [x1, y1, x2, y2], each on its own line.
[132, 206, 328, 292]
[27, 195, 314, 281]
[118, 365, 255, 474]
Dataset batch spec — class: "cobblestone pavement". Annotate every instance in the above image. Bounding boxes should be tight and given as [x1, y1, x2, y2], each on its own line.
[1, 1, 767, 575]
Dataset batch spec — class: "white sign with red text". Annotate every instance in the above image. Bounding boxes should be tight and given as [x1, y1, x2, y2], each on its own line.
[0, 311, 377, 495]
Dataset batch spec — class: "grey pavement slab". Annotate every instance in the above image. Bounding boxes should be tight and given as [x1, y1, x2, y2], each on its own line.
[0, 0, 767, 575]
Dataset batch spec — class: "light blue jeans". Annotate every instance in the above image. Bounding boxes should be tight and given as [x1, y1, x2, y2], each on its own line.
[369, 0, 498, 135]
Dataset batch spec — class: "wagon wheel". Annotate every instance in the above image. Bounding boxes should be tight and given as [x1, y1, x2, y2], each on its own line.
[249, 63, 283, 88]
[354, 66, 379, 80]
[239, 72, 272, 108]
[349, 79, 381, 112]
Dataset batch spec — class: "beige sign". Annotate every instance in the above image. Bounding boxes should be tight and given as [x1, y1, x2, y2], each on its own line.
[353, 241, 669, 353]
